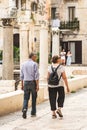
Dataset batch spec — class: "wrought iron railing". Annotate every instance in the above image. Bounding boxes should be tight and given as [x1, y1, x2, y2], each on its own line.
[59, 20, 79, 30]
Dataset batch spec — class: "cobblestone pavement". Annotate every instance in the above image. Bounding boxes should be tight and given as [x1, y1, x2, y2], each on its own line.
[0, 88, 87, 130]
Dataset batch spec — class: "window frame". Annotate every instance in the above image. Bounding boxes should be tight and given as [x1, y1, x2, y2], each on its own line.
[51, 7, 56, 20]
[68, 6, 75, 21]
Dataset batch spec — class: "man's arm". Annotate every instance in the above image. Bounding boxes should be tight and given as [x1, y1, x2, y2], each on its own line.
[35, 80, 39, 92]
[34, 63, 39, 92]
[21, 80, 24, 90]
[20, 65, 24, 90]
[47, 72, 50, 82]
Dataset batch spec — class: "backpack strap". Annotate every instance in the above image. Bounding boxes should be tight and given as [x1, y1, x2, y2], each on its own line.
[51, 64, 60, 73]
[56, 64, 62, 81]
[55, 64, 61, 72]
[58, 73, 62, 81]
[51, 64, 62, 81]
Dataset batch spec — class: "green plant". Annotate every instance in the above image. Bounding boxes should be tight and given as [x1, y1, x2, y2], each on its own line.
[70, 76, 74, 79]
[36, 52, 39, 64]
[0, 50, 3, 60]
[71, 90, 76, 93]
[48, 53, 52, 64]
[36, 52, 52, 64]
[84, 86, 87, 88]
[74, 17, 78, 21]
[68, 75, 74, 79]
[30, 12, 35, 24]
[13, 46, 20, 63]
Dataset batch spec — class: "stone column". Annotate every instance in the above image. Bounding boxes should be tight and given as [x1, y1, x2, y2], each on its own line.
[29, 27, 34, 53]
[9, 0, 16, 7]
[52, 29, 60, 57]
[20, 23, 29, 65]
[39, 25, 48, 82]
[2, 18, 13, 80]
[26, 0, 30, 9]
[39, 25, 48, 99]
[19, 0, 21, 9]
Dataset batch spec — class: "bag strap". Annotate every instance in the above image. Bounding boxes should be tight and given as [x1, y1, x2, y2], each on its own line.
[58, 73, 62, 81]
[51, 64, 60, 73]
[51, 64, 62, 81]
[56, 64, 62, 81]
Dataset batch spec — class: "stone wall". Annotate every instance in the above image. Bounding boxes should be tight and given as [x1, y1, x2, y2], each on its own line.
[0, 87, 44, 116]
[0, 74, 87, 116]
[0, 80, 15, 94]
[59, 0, 87, 65]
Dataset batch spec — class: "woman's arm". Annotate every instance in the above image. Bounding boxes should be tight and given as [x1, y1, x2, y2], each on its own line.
[47, 72, 50, 82]
[62, 71, 70, 92]
[21, 80, 24, 90]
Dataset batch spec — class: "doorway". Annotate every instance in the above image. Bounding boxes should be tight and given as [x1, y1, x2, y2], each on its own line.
[61, 41, 82, 64]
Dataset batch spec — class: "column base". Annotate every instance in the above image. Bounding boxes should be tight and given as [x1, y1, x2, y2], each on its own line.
[39, 79, 48, 100]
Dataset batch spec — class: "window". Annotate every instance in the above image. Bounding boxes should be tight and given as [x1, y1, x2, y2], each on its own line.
[31, 2, 37, 11]
[51, 7, 56, 20]
[16, 0, 26, 9]
[68, 7, 75, 21]
[16, 0, 19, 9]
[21, 0, 26, 9]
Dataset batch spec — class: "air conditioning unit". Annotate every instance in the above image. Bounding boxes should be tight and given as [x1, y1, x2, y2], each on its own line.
[10, 7, 17, 18]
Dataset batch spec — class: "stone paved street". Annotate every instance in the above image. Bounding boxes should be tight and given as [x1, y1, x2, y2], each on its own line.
[0, 88, 87, 130]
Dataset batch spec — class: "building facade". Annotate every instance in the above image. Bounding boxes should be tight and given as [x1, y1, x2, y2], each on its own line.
[51, 0, 87, 65]
[0, 0, 87, 65]
[0, 0, 50, 80]
[0, 0, 50, 61]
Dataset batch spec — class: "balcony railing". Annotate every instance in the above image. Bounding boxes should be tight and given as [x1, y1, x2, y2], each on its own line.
[59, 20, 79, 30]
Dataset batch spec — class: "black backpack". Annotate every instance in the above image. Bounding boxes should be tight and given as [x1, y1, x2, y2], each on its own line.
[48, 65, 61, 85]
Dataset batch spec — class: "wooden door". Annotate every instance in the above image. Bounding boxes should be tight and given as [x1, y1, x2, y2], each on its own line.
[75, 41, 82, 64]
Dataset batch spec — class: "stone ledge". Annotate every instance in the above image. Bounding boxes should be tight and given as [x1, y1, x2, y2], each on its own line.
[72, 70, 87, 75]
[0, 87, 44, 116]
[0, 80, 15, 87]
[0, 80, 15, 94]
[66, 75, 87, 92]
[0, 75, 87, 116]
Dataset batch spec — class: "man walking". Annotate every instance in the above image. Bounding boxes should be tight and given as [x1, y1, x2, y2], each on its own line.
[20, 52, 39, 119]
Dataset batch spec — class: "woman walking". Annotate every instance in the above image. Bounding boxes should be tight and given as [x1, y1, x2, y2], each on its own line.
[47, 55, 69, 119]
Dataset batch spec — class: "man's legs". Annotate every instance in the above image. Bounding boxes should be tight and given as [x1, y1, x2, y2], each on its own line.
[22, 81, 30, 119]
[23, 90, 30, 111]
[31, 85, 37, 116]
[22, 81, 37, 118]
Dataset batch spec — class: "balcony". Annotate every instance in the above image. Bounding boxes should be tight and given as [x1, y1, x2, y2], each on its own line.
[59, 20, 79, 30]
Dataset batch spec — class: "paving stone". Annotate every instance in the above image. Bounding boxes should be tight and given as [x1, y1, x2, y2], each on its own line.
[0, 88, 87, 130]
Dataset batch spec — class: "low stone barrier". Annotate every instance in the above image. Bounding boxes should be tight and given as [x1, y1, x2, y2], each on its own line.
[65, 66, 87, 77]
[0, 80, 15, 94]
[0, 87, 44, 116]
[66, 75, 87, 92]
[0, 75, 87, 116]
[72, 70, 87, 75]
[0, 90, 23, 116]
